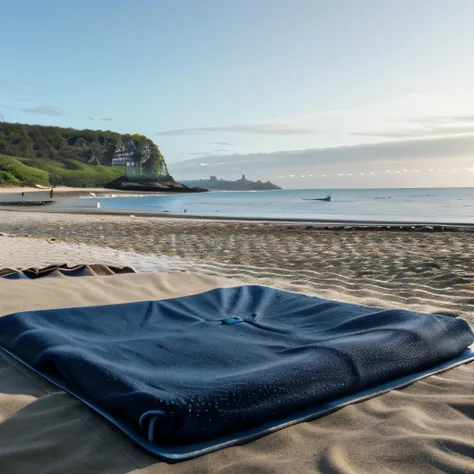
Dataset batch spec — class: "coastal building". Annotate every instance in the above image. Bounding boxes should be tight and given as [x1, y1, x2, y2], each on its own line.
[111, 139, 152, 178]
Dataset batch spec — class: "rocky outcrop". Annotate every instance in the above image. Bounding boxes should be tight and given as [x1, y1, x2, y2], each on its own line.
[105, 176, 208, 193]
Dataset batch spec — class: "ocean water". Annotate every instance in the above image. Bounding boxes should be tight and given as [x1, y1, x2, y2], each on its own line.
[89, 188, 474, 224]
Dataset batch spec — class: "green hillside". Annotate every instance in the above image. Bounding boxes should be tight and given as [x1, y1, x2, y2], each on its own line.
[0, 155, 50, 186]
[0, 122, 168, 181]
[0, 154, 125, 187]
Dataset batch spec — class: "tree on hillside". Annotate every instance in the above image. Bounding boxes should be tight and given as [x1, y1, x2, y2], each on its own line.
[0, 122, 170, 177]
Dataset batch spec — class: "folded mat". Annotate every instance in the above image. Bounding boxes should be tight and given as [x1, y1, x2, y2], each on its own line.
[0, 284, 472, 462]
[0, 263, 135, 279]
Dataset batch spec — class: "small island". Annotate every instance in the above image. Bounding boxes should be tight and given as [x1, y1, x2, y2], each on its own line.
[181, 175, 281, 191]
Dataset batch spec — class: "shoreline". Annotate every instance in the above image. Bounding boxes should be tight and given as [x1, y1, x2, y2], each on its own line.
[0, 186, 170, 198]
[0, 186, 473, 229]
[0, 204, 473, 230]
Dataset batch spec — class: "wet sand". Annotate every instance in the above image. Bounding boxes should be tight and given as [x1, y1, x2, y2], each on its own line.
[0, 186, 165, 198]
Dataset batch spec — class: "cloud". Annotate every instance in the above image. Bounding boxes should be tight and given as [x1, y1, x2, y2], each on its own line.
[448, 115, 474, 123]
[352, 130, 423, 138]
[400, 114, 474, 124]
[0, 79, 34, 94]
[0, 104, 64, 116]
[250, 90, 474, 146]
[169, 133, 474, 179]
[351, 110, 474, 139]
[353, 125, 474, 139]
[205, 141, 234, 146]
[0, 104, 16, 111]
[21, 105, 64, 116]
[179, 149, 229, 156]
[101, 118, 113, 121]
[157, 123, 317, 136]
[85, 117, 95, 120]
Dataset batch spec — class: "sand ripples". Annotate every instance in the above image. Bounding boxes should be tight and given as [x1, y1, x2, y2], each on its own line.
[1, 227, 473, 323]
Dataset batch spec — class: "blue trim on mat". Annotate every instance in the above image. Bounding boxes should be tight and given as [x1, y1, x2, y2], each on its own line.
[1, 343, 472, 462]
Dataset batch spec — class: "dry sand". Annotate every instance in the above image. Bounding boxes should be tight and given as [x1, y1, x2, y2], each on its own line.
[0, 272, 472, 474]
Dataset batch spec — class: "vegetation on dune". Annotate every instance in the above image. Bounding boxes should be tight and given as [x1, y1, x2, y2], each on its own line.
[0, 155, 50, 186]
[0, 170, 21, 186]
[0, 122, 169, 183]
[20, 157, 125, 187]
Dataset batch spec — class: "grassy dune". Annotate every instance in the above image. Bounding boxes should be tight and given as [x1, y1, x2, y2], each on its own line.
[0, 154, 125, 187]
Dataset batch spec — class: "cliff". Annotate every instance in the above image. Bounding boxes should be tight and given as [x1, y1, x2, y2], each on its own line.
[0, 122, 210, 191]
[181, 175, 281, 191]
[105, 175, 207, 193]
[0, 122, 168, 176]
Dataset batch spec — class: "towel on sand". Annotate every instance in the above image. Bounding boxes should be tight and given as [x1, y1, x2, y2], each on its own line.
[0, 264, 135, 279]
[0, 285, 472, 460]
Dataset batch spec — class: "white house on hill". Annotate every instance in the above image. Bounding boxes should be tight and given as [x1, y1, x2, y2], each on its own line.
[112, 140, 152, 178]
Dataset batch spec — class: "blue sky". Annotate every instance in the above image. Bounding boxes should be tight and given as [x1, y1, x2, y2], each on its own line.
[2, 0, 474, 187]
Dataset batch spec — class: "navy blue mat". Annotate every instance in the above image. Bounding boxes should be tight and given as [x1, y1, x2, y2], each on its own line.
[0, 285, 472, 462]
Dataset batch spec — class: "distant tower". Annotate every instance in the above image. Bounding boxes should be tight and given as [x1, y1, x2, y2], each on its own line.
[0, 113, 4, 122]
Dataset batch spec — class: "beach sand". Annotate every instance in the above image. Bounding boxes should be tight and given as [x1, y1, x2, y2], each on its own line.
[0, 210, 473, 472]
[1, 210, 473, 320]
[0, 271, 472, 474]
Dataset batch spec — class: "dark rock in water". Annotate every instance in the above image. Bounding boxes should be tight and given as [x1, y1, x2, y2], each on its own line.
[106, 176, 208, 193]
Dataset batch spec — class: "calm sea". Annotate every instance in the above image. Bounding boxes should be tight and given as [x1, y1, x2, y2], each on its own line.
[87, 188, 474, 224]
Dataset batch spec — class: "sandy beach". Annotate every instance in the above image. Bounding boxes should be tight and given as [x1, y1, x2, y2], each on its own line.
[0, 210, 473, 321]
[0, 270, 473, 474]
[0, 210, 474, 472]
